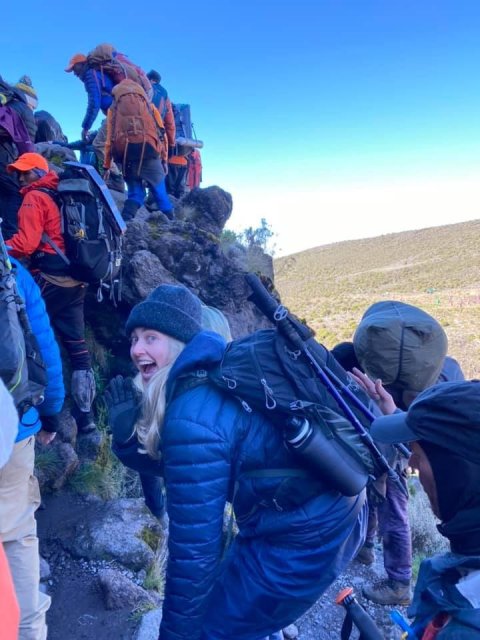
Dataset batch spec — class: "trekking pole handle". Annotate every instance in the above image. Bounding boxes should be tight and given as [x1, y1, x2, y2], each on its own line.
[245, 273, 308, 351]
[245, 273, 283, 323]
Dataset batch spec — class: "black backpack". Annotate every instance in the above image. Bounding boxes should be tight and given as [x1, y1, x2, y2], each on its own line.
[41, 162, 126, 299]
[206, 329, 380, 495]
[0, 229, 47, 415]
[195, 275, 408, 498]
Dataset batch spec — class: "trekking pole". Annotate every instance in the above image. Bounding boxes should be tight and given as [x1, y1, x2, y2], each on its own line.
[317, 358, 410, 459]
[336, 588, 384, 640]
[245, 273, 409, 496]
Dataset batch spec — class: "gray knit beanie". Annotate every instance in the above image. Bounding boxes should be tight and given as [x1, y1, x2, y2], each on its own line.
[125, 284, 202, 343]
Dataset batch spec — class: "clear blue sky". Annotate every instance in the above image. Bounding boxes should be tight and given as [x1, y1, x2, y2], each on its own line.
[3, 0, 480, 255]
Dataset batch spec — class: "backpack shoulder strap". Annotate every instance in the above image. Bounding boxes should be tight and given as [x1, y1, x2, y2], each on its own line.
[35, 187, 70, 266]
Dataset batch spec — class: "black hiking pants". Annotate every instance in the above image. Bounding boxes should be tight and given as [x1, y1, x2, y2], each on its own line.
[34, 274, 91, 371]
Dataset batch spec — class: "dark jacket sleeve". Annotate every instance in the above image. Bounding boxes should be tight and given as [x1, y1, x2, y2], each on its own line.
[159, 409, 232, 640]
[15, 260, 64, 416]
[111, 436, 163, 476]
[81, 69, 102, 131]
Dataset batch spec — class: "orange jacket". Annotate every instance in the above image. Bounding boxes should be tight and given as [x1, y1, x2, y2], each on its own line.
[163, 98, 176, 147]
[7, 171, 66, 259]
[0, 543, 20, 640]
[187, 149, 202, 189]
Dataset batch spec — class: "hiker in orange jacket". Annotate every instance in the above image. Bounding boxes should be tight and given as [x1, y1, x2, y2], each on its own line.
[187, 148, 202, 190]
[6, 152, 97, 433]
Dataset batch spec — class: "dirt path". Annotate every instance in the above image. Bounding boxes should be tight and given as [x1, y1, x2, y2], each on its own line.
[37, 493, 137, 640]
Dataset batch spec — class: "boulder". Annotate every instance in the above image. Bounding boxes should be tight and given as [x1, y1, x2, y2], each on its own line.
[35, 441, 79, 492]
[98, 568, 160, 610]
[134, 607, 162, 640]
[68, 498, 165, 572]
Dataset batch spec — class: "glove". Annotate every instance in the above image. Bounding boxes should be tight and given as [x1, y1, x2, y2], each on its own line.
[40, 414, 60, 433]
[104, 375, 142, 446]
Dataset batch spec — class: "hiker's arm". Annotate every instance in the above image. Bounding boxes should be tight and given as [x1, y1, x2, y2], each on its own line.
[6, 191, 47, 258]
[18, 262, 64, 416]
[81, 68, 101, 132]
[160, 416, 231, 640]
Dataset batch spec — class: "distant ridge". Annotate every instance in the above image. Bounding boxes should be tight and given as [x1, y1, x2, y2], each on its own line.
[274, 218, 480, 378]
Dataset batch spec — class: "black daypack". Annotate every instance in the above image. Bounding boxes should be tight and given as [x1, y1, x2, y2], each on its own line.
[205, 328, 382, 496]
[0, 230, 47, 415]
[41, 162, 126, 300]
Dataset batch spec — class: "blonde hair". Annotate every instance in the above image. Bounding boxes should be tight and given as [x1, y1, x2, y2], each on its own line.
[200, 304, 232, 342]
[134, 336, 185, 458]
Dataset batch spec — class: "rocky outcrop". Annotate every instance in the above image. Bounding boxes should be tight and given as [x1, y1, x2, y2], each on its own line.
[65, 499, 165, 572]
[98, 568, 160, 610]
[84, 184, 273, 369]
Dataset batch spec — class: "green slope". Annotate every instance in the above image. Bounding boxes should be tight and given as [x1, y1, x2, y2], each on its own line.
[274, 219, 480, 378]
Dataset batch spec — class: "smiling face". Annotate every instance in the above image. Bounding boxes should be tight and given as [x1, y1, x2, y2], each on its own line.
[130, 327, 174, 384]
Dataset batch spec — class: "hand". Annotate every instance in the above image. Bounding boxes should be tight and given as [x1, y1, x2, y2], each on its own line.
[351, 368, 397, 415]
[103, 169, 111, 182]
[104, 376, 142, 445]
[36, 430, 56, 446]
[81, 128, 90, 141]
[40, 414, 60, 433]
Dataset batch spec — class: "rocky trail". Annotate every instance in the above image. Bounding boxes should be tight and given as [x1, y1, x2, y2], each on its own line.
[37, 491, 406, 640]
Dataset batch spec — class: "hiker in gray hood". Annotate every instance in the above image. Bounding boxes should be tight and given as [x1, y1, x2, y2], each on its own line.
[352, 300, 464, 606]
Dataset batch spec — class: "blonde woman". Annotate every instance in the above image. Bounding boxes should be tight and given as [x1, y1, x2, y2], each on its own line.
[106, 284, 366, 640]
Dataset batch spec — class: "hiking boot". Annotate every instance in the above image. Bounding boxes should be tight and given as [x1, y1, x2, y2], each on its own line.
[356, 544, 375, 566]
[76, 411, 97, 434]
[363, 579, 411, 606]
[122, 198, 140, 221]
[162, 209, 174, 221]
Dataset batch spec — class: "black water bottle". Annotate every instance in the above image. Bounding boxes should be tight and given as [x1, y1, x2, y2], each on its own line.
[284, 416, 369, 497]
[336, 588, 384, 640]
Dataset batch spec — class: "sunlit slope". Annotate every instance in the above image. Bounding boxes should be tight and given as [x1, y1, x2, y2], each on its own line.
[274, 219, 480, 378]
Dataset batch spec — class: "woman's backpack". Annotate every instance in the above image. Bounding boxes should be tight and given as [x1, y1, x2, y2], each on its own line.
[40, 162, 126, 300]
[87, 44, 153, 100]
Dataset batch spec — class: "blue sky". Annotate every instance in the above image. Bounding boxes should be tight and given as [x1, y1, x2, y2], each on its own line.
[3, 0, 480, 255]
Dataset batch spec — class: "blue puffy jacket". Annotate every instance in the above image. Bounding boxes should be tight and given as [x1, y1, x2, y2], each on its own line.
[151, 331, 366, 640]
[80, 67, 114, 131]
[13, 258, 64, 441]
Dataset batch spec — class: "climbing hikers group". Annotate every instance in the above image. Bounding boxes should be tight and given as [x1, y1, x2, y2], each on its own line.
[0, 42, 478, 640]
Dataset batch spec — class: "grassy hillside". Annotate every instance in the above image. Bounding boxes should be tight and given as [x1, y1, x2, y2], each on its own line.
[274, 219, 480, 378]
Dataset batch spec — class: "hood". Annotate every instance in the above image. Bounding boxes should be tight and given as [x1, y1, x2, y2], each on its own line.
[353, 301, 448, 393]
[166, 331, 226, 395]
[20, 170, 59, 195]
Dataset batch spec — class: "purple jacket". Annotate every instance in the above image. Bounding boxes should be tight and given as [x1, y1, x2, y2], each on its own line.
[0, 105, 35, 153]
